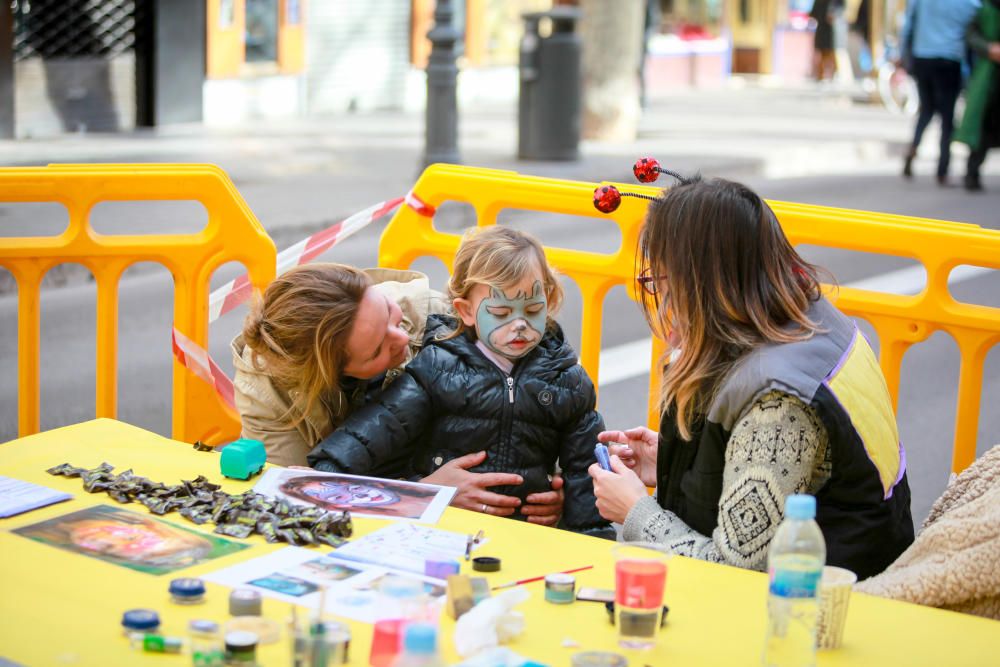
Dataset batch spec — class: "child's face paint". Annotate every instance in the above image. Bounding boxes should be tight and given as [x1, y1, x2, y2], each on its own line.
[296, 481, 400, 507]
[474, 279, 547, 360]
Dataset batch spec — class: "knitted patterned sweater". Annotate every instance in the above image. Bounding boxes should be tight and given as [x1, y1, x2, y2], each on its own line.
[622, 390, 832, 572]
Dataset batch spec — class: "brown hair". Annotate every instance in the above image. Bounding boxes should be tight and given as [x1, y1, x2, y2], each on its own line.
[241, 263, 371, 427]
[446, 226, 563, 339]
[638, 177, 825, 439]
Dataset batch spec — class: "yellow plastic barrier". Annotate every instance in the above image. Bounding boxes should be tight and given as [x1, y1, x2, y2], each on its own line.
[0, 164, 276, 445]
[380, 165, 1000, 473]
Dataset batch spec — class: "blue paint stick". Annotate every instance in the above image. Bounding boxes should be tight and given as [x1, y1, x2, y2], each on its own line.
[594, 443, 612, 471]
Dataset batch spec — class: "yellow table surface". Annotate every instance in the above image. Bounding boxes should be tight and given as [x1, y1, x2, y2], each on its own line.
[1, 419, 998, 667]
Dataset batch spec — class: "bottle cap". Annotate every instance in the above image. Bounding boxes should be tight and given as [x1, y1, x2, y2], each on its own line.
[403, 623, 437, 655]
[229, 588, 262, 616]
[472, 556, 501, 572]
[169, 577, 206, 599]
[189, 619, 219, 634]
[785, 494, 817, 520]
[121, 609, 160, 631]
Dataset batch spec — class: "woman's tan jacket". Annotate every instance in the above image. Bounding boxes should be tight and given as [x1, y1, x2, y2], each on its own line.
[231, 268, 451, 467]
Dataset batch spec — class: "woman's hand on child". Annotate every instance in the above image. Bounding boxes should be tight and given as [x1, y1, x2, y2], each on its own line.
[423, 451, 523, 517]
[588, 455, 648, 524]
[521, 475, 565, 527]
[598, 426, 659, 487]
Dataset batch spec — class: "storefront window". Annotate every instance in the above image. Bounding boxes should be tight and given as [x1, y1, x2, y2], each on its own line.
[245, 0, 278, 63]
[657, 0, 724, 39]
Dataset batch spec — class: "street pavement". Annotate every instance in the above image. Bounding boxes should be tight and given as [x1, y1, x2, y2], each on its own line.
[1, 82, 998, 527]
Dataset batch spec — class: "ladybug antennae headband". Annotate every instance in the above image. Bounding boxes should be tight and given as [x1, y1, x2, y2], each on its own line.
[592, 157, 691, 213]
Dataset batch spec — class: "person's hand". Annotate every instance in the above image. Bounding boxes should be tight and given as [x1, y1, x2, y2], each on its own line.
[422, 451, 523, 517]
[988, 42, 1000, 63]
[597, 426, 659, 487]
[588, 455, 648, 524]
[521, 474, 564, 527]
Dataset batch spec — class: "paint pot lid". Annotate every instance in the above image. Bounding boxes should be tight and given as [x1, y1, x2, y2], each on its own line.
[169, 577, 206, 598]
[189, 619, 219, 634]
[545, 573, 575, 586]
[122, 609, 160, 630]
[225, 630, 259, 649]
[472, 556, 501, 572]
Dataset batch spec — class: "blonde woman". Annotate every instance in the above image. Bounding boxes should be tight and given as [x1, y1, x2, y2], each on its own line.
[232, 264, 565, 522]
[589, 178, 914, 579]
[307, 228, 611, 536]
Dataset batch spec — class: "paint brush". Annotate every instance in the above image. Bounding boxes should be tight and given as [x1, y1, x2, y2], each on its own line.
[491, 565, 594, 590]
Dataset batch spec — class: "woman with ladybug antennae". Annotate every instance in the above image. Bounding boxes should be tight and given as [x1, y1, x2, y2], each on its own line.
[589, 160, 914, 579]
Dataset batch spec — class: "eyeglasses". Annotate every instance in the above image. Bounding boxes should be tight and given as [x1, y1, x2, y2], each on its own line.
[636, 268, 666, 296]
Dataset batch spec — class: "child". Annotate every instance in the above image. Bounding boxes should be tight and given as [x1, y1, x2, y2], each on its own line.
[307, 227, 610, 536]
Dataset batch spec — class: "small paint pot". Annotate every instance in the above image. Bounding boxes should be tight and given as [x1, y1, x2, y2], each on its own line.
[169, 577, 206, 604]
[571, 651, 628, 667]
[229, 588, 262, 616]
[544, 573, 576, 604]
[121, 609, 160, 637]
[472, 556, 501, 573]
[224, 630, 259, 664]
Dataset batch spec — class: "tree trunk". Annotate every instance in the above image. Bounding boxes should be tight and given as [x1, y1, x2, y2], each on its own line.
[579, 0, 645, 142]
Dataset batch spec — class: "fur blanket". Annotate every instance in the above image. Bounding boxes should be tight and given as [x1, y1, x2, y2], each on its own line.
[855, 445, 1000, 620]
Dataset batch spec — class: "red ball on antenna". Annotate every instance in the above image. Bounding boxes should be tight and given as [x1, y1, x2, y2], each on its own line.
[593, 185, 622, 213]
[633, 157, 662, 183]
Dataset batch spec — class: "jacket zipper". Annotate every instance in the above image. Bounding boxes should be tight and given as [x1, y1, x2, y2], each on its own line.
[506, 376, 514, 403]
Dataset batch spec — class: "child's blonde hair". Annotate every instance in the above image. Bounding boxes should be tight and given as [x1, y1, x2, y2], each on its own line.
[446, 226, 563, 339]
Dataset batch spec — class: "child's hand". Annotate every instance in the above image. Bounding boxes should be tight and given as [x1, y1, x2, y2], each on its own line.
[598, 426, 659, 487]
[588, 455, 648, 524]
[422, 451, 523, 517]
[522, 475, 564, 527]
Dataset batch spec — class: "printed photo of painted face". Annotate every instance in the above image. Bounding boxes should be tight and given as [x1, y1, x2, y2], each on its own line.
[271, 472, 446, 519]
[283, 478, 401, 508]
[13, 505, 248, 574]
[457, 277, 547, 360]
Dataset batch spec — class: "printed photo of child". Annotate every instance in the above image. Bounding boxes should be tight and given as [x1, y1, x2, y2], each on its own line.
[248, 572, 319, 597]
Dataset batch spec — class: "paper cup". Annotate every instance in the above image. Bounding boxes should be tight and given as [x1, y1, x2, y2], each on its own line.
[817, 566, 857, 650]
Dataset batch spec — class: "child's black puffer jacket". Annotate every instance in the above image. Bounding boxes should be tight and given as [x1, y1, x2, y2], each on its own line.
[307, 314, 610, 535]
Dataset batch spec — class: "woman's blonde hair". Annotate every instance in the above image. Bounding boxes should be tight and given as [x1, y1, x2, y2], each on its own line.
[446, 226, 563, 339]
[241, 263, 371, 427]
[638, 178, 825, 439]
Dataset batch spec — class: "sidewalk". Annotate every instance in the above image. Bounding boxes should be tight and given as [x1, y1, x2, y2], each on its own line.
[0, 82, 954, 255]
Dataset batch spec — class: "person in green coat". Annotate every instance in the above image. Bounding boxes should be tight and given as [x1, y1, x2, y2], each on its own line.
[956, 0, 1000, 191]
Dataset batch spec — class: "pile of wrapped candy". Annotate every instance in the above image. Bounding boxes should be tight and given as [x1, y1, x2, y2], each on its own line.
[46, 461, 353, 547]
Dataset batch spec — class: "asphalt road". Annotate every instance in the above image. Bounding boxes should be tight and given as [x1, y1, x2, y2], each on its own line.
[1, 170, 998, 527]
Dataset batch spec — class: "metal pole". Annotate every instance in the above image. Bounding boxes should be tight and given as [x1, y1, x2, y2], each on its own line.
[0, 0, 14, 138]
[423, 0, 460, 167]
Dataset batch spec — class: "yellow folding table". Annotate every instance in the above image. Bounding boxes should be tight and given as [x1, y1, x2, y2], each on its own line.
[1, 419, 997, 666]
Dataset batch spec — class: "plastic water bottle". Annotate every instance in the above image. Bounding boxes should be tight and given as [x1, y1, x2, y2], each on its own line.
[763, 494, 826, 667]
[392, 623, 445, 667]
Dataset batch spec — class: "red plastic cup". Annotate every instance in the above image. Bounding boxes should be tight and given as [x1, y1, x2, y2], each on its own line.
[369, 618, 405, 667]
[615, 558, 667, 609]
[613, 543, 669, 649]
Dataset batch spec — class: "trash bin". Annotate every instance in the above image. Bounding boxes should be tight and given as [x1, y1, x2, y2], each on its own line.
[518, 7, 582, 161]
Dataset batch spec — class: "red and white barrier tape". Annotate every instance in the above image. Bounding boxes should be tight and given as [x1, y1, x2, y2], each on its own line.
[171, 327, 236, 409]
[208, 196, 405, 323]
[172, 192, 433, 411]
